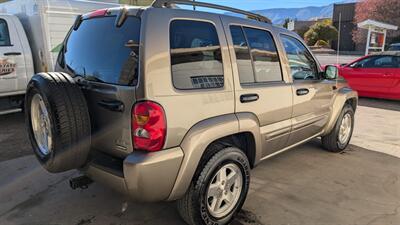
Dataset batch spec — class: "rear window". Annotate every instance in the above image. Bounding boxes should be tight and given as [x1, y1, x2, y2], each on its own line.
[63, 16, 140, 85]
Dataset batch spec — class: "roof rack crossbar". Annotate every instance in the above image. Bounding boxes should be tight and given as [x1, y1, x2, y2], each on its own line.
[151, 0, 272, 24]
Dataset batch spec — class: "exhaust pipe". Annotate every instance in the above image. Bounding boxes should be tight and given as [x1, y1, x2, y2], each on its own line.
[69, 175, 93, 190]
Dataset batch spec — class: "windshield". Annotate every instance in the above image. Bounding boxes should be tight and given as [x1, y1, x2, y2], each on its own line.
[63, 16, 141, 86]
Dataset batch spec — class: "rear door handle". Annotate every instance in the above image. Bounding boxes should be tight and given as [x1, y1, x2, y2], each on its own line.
[240, 94, 259, 103]
[98, 100, 124, 112]
[4, 52, 22, 56]
[296, 88, 310, 96]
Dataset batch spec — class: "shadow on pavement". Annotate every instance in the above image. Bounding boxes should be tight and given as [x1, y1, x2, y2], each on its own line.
[1, 140, 399, 225]
[358, 97, 400, 112]
[0, 113, 31, 162]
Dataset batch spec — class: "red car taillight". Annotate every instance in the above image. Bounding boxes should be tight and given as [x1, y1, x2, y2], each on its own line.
[132, 101, 166, 152]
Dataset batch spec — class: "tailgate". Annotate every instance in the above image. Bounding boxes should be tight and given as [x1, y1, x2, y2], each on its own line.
[57, 14, 141, 157]
[79, 82, 136, 157]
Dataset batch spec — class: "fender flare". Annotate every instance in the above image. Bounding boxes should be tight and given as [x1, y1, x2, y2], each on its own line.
[322, 87, 358, 136]
[167, 113, 262, 200]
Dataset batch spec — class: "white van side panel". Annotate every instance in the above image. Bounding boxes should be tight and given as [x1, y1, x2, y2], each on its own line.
[43, 10, 79, 71]
[10, 16, 34, 93]
[0, 0, 49, 73]
[11, 16, 34, 82]
[0, 15, 31, 97]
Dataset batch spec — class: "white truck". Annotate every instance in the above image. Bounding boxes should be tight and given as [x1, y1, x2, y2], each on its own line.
[0, 0, 120, 114]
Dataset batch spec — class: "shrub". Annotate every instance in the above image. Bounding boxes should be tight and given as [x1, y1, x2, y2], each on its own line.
[314, 40, 330, 48]
[304, 22, 338, 46]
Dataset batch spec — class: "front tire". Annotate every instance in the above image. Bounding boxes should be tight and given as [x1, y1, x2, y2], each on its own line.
[177, 147, 250, 225]
[322, 104, 355, 152]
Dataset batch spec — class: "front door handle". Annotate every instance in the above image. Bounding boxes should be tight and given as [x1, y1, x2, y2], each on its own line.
[296, 88, 310, 96]
[4, 52, 22, 56]
[240, 94, 259, 103]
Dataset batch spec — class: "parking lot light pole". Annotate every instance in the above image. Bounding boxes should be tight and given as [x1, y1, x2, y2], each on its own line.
[337, 12, 341, 64]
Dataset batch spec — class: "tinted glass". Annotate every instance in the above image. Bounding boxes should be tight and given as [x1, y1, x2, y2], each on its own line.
[374, 56, 396, 68]
[281, 35, 318, 80]
[351, 57, 372, 68]
[63, 16, 140, 85]
[170, 20, 223, 90]
[243, 27, 282, 83]
[230, 26, 254, 84]
[388, 45, 400, 51]
[394, 56, 400, 68]
[0, 19, 11, 46]
[352, 56, 400, 68]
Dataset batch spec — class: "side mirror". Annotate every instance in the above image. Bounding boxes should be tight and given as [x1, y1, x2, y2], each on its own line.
[324, 65, 338, 80]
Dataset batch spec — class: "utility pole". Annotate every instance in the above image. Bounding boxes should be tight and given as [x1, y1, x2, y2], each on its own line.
[336, 12, 341, 64]
[193, 0, 196, 10]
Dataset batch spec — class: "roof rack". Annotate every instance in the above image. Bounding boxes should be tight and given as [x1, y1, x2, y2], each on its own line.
[151, 0, 272, 24]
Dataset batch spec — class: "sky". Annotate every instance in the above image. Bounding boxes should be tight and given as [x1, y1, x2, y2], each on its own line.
[190, 0, 345, 11]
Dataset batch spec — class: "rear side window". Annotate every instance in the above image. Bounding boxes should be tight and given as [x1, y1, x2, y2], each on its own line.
[0, 19, 11, 46]
[170, 20, 223, 90]
[63, 16, 140, 85]
[230, 26, 253, 84]
[230, 25, 282, 84]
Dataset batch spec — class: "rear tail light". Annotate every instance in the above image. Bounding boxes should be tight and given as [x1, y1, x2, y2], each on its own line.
[132, 101, 166, 152]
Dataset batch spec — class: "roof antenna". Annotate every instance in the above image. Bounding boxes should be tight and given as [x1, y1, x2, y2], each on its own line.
[336, 12, 341, 65]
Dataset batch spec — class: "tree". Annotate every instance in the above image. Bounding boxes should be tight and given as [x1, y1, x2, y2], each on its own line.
[283, 18, 290, 29]
[304, 22, 338, 46]
[297, 26, 309, 39]
[353, 0, 400, 45]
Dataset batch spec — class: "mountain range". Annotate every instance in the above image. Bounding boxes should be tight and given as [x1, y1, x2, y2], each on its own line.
[232, 0, 357, 24]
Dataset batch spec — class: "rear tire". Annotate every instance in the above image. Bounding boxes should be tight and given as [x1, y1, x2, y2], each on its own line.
[321, 104, 354, 153]
[177, 147, 250, 225]
[25, 72, 91, 173]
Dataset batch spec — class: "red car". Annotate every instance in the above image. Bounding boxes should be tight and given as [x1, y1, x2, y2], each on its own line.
[337, 52, 400, 100]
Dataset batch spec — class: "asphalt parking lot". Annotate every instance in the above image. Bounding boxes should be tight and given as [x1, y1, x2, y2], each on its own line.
[0, 97, 399, 225]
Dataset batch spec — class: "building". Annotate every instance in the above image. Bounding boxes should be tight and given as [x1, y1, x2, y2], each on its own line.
[287, 18, 329, 37]
[332, 2, 357, 52]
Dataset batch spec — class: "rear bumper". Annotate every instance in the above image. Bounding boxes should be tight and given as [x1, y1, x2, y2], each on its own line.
[84, 147, 184, 202]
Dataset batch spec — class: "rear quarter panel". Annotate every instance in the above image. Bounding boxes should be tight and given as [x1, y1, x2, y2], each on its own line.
[137, 8, 236, 149]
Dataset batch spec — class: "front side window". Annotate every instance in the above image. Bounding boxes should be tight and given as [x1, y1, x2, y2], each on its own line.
[0, 19, 11, 46]
[373, 56, 397, 68]
[63, 16, 141, 85]
[351, 56, 398, 68]
[170, 20, 223, 90]
[230, 25, 282, 84]
[350, 57, 373, 68]
[281, 35, 318, 80]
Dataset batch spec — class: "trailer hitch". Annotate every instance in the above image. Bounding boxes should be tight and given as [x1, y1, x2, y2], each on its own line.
[69, 175, 93, 190]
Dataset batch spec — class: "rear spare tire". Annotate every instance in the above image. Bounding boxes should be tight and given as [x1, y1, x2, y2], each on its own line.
[25, 72, 91, 173]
